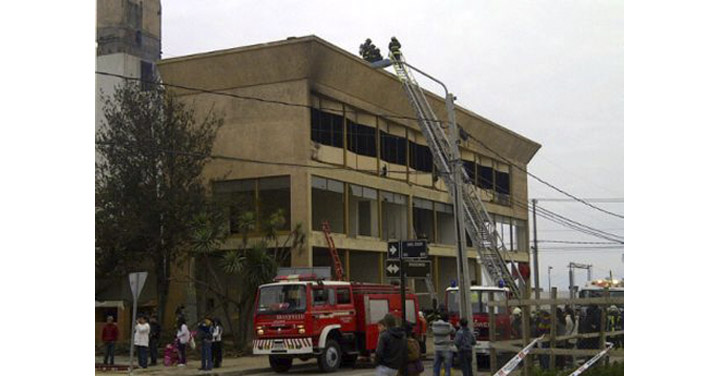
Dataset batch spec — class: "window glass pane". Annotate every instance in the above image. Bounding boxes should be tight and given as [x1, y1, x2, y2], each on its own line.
[479, 165, 494, 189]
[312, 289, 329, 306]
[258, 176, 290, 231]
[381, 191, 408, 240]
[312, 177, 345, 232]
[349, 185, 378, 237]
[337, 288, 351, 305]
[495, 171, 510, 195]
[212, 180, 256, 234]
[312, 176, 327, 190]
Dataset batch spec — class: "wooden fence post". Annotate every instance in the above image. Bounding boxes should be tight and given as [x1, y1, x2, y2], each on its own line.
[550, 287, 557, 370]
[522, 289, 531, 376]
[489, 291, 497, 372]
[601, 287, 609, 366]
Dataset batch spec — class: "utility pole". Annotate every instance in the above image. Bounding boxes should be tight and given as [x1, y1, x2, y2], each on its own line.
[447, 92, 476, 374]
[532, 199, 540, 300]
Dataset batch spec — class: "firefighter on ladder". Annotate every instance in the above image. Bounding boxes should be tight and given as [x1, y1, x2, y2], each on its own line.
[388, 37, 402, 60]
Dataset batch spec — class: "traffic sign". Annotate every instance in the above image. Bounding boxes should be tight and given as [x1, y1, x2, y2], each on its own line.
[387, 240, 428, 259]
[401, 240, 428, 259]
[385, 259, 431, 278]
[404, 260, 431, 278]
[129, 272, 148, 300]
[385, 259, 401, 278]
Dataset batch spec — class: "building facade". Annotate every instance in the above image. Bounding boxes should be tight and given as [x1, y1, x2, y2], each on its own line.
[96, 0, 161, 130]
[157, 36, 540, 309]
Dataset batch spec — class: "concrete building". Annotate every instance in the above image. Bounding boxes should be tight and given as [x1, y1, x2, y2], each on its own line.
[96, 0, 161, 130]
[95, 0, 163, 340]
[157, 36, 541, 310]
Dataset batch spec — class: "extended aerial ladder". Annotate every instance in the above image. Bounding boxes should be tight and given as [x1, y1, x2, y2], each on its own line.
[387, 50, 525, 297]
[321, 221, 345, 281]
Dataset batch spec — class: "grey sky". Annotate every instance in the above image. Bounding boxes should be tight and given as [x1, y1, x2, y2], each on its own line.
[162, 0, 624, 291]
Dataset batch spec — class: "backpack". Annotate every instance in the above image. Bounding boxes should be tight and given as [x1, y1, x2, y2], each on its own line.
[407, 338, 420, 362]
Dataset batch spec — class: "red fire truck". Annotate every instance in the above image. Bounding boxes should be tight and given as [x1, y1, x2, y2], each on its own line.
[253, 273, 422, 373]
[445, 285, 513, 363]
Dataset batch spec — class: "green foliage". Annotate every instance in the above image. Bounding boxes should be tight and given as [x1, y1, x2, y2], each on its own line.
[95, 80, 222, 322]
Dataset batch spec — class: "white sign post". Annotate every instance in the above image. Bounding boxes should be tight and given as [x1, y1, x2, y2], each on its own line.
[128, 272, 148, 373]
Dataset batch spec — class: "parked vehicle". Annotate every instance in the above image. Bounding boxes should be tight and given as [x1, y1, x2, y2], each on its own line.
[253, 272, 421, 373]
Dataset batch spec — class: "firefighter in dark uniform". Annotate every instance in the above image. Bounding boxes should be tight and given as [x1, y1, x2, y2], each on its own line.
[388, 37, 402, 60]
[359, 38, 372, 61]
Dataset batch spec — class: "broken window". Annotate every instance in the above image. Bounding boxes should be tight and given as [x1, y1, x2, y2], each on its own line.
[412, 198, 434, 243]
[409, 142, 433, 172]
[380, 131, 407, 166]
[349, 184, 379, 238]
[478, 164, 494, 190]
[463, 160, 476, 185]
[495, 168, 510, 195]
[312, 176, 345, 233]
[347, 120, 377, 157]
[310, 108, 344, 148]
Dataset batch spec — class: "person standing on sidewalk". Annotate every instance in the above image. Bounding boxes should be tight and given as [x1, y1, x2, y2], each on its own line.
[454, 318, 476, 376]
[432, 311, 455, 376]
[212, 318, 224, 368]
[148, 315, 161, 366]
[101, 315, 119, 365]
[197, 315, 214, 371]
[374, 314, 406, 376]
[176, 317, 190, 367]
[134, 316, 151, 369]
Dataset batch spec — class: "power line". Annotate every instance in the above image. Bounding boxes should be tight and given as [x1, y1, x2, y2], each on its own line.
[96, 71, 623, 243]
[466, 135, 625, 219]
[536, 240, 620, 245]
[533, 198, 624, 203]
[98, 71, 624, 220]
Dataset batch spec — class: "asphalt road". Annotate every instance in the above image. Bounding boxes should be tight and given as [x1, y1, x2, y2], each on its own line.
[251, 361, 428, 376]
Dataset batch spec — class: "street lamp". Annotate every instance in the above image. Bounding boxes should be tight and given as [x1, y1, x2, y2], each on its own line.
[372, 55, 476, 370]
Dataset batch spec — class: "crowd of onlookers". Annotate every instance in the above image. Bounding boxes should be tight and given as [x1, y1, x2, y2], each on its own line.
[100, 306, 225, 372]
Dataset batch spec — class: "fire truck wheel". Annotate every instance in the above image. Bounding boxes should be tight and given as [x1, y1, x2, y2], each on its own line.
[269, 356, 292, 373]
[318, 340, 341, 372]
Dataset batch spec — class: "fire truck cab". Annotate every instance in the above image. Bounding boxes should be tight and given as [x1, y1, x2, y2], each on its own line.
[253, 273, 421, 373]
[445, 286, 512, 354]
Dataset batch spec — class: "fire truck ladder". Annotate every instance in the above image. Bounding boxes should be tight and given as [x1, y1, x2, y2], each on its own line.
[321, 221, 345, 281]
[388, 51, 525, 297]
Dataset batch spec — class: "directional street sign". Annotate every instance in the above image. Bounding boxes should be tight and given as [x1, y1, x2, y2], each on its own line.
[387, 241, 400, 259]
[387, 240, 428, 259]
[385, 259, 401, 278]
[404, 260, 431, 278]
[385, 259, 431, 278]
[401, 240, 428, 259]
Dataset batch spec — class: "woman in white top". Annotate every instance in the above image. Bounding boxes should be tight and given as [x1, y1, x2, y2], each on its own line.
[134, 316, 151, 368]
[176, 318, 190, 366]
[212, 318, 224, 368]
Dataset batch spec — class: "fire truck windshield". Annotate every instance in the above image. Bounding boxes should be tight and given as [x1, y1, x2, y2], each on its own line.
[447, 290, 507, 315]
[256, 285, 307, 315]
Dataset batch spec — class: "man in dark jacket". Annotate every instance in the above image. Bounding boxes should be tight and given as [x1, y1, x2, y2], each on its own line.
[375, 314, 406, 376]
[454, 318, 476, 376]
[197, 316, 214, 371]
[148, 315, 161, 366]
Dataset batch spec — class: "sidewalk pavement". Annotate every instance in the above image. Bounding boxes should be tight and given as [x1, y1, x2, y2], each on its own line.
[95, 355, 270, 376]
